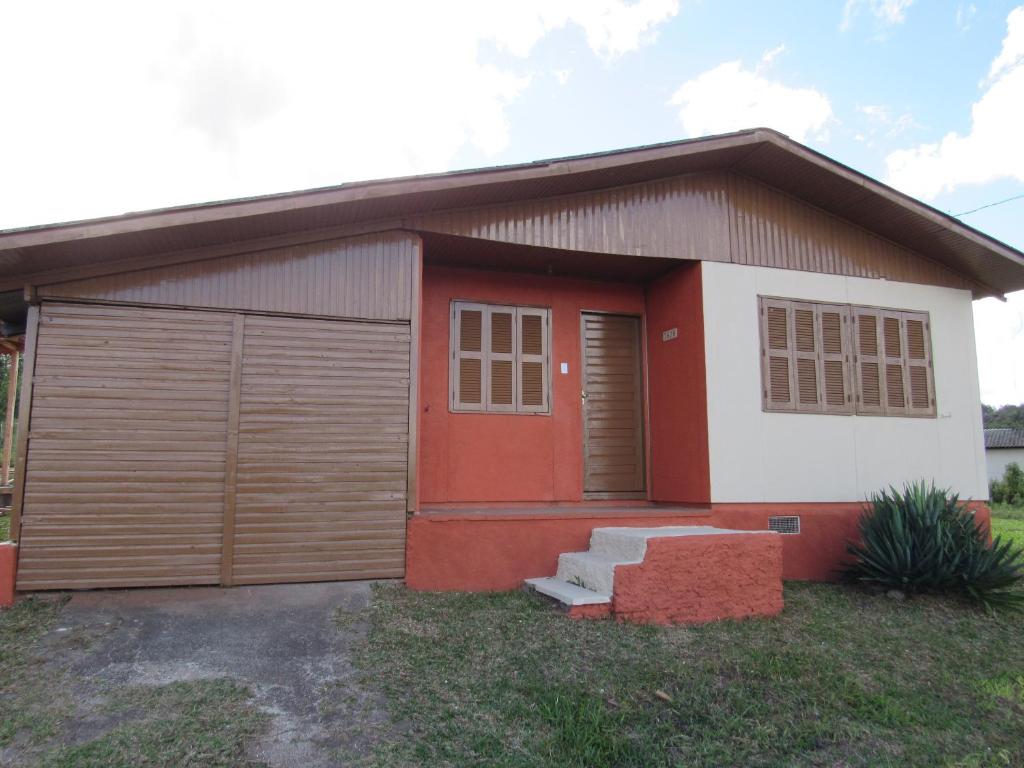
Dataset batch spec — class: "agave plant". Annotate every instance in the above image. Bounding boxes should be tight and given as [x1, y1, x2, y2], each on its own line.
[844, 481, 1024, 610]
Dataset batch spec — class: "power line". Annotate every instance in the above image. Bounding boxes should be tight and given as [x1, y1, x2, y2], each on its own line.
[953, 192, 1024, 217]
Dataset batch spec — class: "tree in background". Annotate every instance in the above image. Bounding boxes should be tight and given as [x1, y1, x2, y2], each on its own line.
[0, 354, 19, 469]
[983, 403, 1024, 430]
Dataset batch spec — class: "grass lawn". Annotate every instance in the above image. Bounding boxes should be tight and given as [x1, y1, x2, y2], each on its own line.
[355, 582, 1024, 768]
[991, 503, 1024, 548]
[1, 505, 1023, 767]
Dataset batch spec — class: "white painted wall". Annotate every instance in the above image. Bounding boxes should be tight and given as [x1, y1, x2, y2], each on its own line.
[702, 262, 987, 503]
[986, 449, 1024, 484]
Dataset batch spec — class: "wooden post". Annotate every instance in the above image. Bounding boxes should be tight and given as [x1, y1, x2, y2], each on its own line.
[2, 351, 18, 486]
[10, 305, 40, 542]
[406, 235, 422, 513]
[220, 314, 244, 587]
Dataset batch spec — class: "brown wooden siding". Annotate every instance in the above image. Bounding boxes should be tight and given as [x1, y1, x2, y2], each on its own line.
[726, 175, 973, 291]
[413, 173, 732, 264]
[17, 304, 234, 589]
[231, 315, 408, 584]
[412, 172, 975, 292]
[38, 231, 419, 321]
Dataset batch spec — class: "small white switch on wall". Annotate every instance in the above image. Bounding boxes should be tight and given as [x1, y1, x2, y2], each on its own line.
[560, 362, 569, 374]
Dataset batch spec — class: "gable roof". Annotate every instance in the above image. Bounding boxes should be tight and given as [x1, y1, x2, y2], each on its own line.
[984, 428, 1024, 449]
[1, 128, 1022, 298]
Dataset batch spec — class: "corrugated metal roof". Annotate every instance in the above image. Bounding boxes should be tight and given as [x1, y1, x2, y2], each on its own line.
[984, 428, 1024, 449]
[1, 128, 1022, 298]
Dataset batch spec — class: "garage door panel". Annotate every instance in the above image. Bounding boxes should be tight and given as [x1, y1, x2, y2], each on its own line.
[230, 315, 409, 585]
[16, 304, 233, 590]
[17, 304, 411, 591]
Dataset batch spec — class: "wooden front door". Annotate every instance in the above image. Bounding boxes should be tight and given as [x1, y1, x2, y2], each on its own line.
[580, 312, 645, 497]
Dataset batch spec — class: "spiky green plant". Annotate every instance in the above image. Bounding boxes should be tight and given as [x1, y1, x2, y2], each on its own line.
[844, 481, 1024, 610]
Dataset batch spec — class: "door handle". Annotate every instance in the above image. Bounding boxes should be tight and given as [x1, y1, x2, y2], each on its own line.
[581, 390, 588, 403]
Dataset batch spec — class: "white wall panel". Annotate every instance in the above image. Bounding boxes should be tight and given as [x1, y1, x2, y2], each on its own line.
[703, 262, 987, 502]
[986, 449, 1024, 484]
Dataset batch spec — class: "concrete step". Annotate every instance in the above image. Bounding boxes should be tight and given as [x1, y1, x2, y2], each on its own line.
[524, 576, 611, 606]
[555, 550, 636, 595]
[526, 525, 784, 625]
[589, 525, 754, 561]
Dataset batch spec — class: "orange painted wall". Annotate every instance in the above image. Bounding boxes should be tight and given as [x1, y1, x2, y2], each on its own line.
[644, 263, 710, 503]
[0, 543, 16, 608]
[419, 265, 646, 503]
[405, 501, 995, 591]
[613, 533, 783, 625]
[406, 512, 715, 591]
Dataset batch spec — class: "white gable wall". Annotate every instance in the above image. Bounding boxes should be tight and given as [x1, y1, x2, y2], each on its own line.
[702, 261, 987, 503]
[986, 448, 1024, 484]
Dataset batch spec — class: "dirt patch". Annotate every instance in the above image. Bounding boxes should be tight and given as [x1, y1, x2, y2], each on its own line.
[1, 581, 396, 768]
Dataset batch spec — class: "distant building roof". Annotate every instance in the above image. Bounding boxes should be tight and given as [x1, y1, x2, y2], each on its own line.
[984, 428, 1024, 449]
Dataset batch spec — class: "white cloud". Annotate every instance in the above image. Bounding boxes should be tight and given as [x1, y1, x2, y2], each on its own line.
[841, 0, 915, 32]
[758, 44, 787, 69]
[956, 3, 977, 32]
[974, 292, 1024, 406]
[857, 104, 918, 143]
[668, 52, 832, 143]
[885, 7, 1024, 199]
[0, 0, 678, 229]
[988, 5, 1024, 82]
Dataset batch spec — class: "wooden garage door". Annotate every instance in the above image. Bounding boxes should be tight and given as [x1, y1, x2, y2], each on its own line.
[228, 315, 409, 584]
[17, 304, 234, 589]
[17, 304, 410, 590]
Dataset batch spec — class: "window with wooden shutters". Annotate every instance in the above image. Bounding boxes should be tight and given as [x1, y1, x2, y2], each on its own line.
[759, 298, 796, 411]
[881, 311, 908, 415]
[819, 304, 854, 414]
[761, 296, 935, 418]
[903, 312, 935, 416]
[517, 308, 549, 413]
[759, 297, 853, 415]
[853, 308, 885, 415]
[450, 301, 551, 414]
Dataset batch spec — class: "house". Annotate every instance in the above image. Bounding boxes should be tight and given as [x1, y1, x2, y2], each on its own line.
[984, 428, 1024, 484]
[0, 128, 1020, 595]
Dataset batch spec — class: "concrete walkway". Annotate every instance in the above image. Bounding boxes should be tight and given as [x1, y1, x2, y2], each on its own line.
[48, 581, 391, 767]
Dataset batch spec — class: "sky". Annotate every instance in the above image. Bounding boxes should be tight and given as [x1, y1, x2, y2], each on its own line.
[1, 0, 1023, 405]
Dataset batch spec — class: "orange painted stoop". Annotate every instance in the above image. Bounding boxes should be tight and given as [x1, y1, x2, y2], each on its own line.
[0, 542, 17, 608]
[525, 526, 784, 625]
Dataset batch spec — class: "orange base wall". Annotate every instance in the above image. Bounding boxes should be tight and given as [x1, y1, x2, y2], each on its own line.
[405, 502, 994, 591]
[613, 533, 783, 625]
[0, 543, 16, 608]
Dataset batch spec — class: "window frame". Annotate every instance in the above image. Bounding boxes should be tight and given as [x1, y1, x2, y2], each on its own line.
[758, 295, 936, 419]
[449, 300, 552, 415]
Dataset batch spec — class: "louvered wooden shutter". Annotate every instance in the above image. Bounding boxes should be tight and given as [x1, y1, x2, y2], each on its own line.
[488, 308, 515, 412]
[881, 311, 908, 415]
[452, 303, 485, 411]
[517, 308, 549, 413]
[903, 311, 935, 417]
[451, 301, 551, 414]
[819, 304, 853, 414]
[853, 308, 885, 415]
[792, 302, 821, 412]
[759, 298, 795, 411]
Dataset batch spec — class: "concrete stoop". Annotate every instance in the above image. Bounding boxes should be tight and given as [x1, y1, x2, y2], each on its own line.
[524, 526, 784, 625]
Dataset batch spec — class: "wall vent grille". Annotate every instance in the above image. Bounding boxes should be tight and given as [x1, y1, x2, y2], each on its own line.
[768, 515, 801, 535]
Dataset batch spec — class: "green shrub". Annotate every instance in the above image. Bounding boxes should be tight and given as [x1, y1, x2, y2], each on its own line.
[844, 481, 1024, 610]
[990, 462, 1024, 505]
